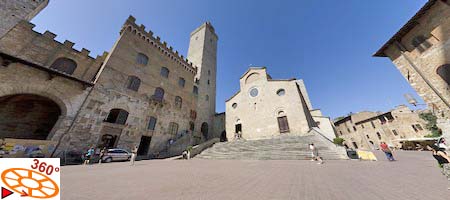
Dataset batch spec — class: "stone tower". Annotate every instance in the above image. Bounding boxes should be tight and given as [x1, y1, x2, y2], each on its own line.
[0, 0, 49, 39]
[187, 22, 218, 140]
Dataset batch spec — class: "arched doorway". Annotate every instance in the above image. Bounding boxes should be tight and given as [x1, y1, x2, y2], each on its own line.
[220, 131, 227, 142]
[201, 122, 208, 140]
[0, 94, 62, 140]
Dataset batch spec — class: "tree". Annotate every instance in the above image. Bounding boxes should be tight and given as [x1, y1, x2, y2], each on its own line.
[333, 137, 345, 146]
[419, 112, 442, 138]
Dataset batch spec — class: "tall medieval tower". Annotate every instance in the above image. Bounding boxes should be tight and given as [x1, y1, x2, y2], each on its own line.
[0, 0, 49, 39]
[187, 22, 218, 140]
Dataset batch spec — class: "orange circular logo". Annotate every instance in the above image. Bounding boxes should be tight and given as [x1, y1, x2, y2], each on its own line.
[1, 168, 59, 199]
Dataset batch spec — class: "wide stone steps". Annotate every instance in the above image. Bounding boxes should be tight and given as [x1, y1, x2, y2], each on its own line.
[195, 133, 348, 160]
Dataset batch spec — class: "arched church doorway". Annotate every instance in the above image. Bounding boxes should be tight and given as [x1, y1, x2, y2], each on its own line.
[201, 122, 208, 140]
[0, 94, 62, 140]
[220, 131, 227, 142]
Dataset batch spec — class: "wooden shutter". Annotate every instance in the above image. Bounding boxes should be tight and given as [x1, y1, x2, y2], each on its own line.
[277, 116, 290, 133]
[116, 110, 129, 125]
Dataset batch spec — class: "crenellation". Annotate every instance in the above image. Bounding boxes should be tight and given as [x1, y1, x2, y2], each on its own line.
[63, 40, 74, 48]
[80, 48, 90, 56]
[43, 30, 56, 39]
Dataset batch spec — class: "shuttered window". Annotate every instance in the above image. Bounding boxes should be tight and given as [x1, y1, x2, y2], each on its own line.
[105, 109, 129, 125]
[169, 122, 179, 135]
[127, 76, 141, 91]
[147, 117, 157, 130]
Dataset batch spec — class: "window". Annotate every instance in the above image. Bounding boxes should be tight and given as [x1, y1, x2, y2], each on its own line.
[352, 142, 358, 149]
[50, 57, 77, 75]
[412, 125, 418, 132]
[126, 76, 141, 91]
[153, 87, 164, 101]
[232, 103, 237, 109]
[361, 124, 365, 129]
[392, 130, 398, 136]
[193, 86, 199, 95]
[105, 109, 129, 125]
[136, 53, 149, 65]
[411, 35, 432, 53]
[347, 128, 351, 133]
[353, 126, 357, 131]
[437, 64, 450, 85]
[339, 131, 342, 135]
[366, 135, 370, 139]
[376, 132, 381, 140]
[249, 88, 259, 97]
[371, 121, 376, 128]
[207, 80, 210, 85]
[168, 122, 179, 135]
[189, 121, 195, 131]
[208, 70, 211, 75]
[415, 124, 423, 131]
[178, 77, 185, 88]
[175, 96, 182, 108]
[205, 95, 209, 101]
[147, 117, 157, 130]
[276, 89, 286, 96]
[190, 110, 197, 119]
[160, 67, 169, 78]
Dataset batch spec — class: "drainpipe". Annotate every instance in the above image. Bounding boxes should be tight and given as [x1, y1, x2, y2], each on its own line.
[394, 41, 450, 109]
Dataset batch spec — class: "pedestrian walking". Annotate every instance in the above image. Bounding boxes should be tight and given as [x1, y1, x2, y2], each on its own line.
[426, 145, 450, 189]
[83, 146, 95, 165]
[130, 145, 138, 166]
[98, 147, 106, 164]
[380, 142, 395, 161]
[309, 143, 323, 164]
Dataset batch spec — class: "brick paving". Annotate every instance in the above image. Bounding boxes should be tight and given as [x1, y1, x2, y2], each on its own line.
[61, 151, 450, 200]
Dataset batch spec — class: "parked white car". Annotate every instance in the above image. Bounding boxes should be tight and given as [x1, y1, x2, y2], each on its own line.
[101, 149, 131, 163]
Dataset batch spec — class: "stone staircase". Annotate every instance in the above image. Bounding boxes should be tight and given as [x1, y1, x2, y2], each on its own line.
[195, 129, 348, 160]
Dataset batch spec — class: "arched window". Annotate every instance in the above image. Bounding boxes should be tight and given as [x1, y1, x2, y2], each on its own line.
[175, 96, 182, 108]
[193, 86, 199, 95]
[178, 77, 185, 87]
[50, 57, 77, 75]
[376, 132, 381, 140]
[437, 64, 450, 85]
[105, 109, 129, 125]
[153, 87, 165, 101]
[411, 35, 431, 52]
[147, 116, 157, 130]
[136, 53, 149, 65]
[201, 122, 209, 139]
[169, 122, 179, 135]
[205, 95, 209, 101]
[276, 89, 286, 96]
[126, 76, 141, 91]
[160, 67, 169, 78]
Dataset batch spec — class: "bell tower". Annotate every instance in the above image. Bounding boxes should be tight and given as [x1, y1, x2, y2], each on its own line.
[187, 22, 218, 140]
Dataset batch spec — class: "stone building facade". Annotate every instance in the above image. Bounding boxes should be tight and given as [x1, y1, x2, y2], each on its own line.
[334, 105, 431, 149]
[225, 67, 329, 140]
[374, 0, 450, 142]
[0, 1, 219, 158]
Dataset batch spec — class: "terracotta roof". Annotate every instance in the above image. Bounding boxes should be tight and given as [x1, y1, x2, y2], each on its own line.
[373, 0, 438, 57]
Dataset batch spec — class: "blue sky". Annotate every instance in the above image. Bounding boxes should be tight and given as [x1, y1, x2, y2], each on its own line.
[31, 0, 428, 119]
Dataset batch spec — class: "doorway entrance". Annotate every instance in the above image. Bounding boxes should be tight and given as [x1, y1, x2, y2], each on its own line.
[99, 134, 118, 149]
[277, 116, 290, 133]
[235, 124, 242, 133]
[137, 136, 152, 156]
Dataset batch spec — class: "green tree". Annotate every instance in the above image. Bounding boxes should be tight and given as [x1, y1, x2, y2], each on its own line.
[419, 112, 442, 138]
[333, 137, 345, 146]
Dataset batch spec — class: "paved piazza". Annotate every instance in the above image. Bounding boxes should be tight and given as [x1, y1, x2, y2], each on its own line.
[62, 151, 450, 200]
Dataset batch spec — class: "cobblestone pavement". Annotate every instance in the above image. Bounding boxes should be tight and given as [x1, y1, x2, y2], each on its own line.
[61, 151, 450, 200]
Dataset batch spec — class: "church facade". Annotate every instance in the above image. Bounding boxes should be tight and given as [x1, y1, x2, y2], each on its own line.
[0, 0, 219, 157]
[225, 67, 335, 140]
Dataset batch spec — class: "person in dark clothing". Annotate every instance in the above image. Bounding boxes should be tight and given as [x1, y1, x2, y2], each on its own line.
[426, 145, 450, 190]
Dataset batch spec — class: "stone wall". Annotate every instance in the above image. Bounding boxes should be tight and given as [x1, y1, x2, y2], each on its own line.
[334, 106, 431, 149]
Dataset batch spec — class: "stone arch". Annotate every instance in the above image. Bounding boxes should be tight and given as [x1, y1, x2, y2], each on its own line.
[0, 94, 62, 140]
[437, 64, 450, 86]
[245, 72, 260, 84]
[274, 107, 287, 117]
